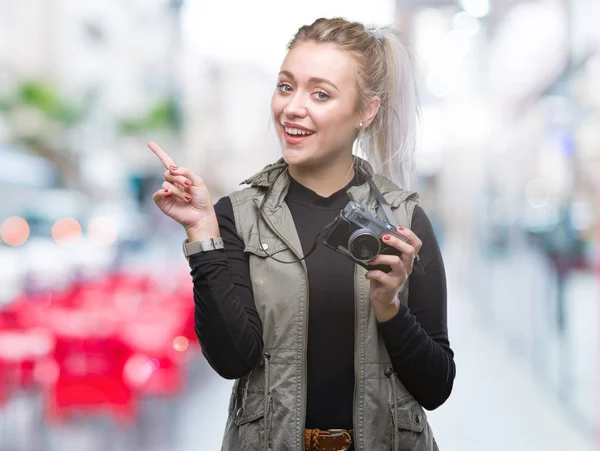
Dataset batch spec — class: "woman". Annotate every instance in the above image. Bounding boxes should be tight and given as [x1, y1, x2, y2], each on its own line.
[150, 17, 455, 451]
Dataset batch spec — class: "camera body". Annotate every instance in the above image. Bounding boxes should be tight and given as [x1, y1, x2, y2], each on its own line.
[323, 201, 409, 273]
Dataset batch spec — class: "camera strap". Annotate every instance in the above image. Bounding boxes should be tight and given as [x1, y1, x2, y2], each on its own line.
[367, 178, 399, 228]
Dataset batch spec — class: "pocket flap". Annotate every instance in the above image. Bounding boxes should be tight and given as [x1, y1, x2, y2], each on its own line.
[233, 390, 265, 426]
[389, 400, 426, 433]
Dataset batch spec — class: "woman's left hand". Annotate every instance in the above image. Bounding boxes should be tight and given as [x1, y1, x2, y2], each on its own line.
[366, 226, 423, 322]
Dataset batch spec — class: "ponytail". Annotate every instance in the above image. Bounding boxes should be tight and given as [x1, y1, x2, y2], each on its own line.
[358, 28, 420, 190]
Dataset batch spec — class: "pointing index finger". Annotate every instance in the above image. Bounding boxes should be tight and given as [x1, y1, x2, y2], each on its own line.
[148, 141, 176, 170]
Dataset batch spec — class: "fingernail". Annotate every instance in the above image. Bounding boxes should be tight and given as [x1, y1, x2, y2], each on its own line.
[185, 194, 192, 201]
[383, 234, 391, 241]
[397, 226, 405, 231]
[184, 180, 191, 187]
[164, 189, 169, 194]
[169, 165, 177, 171]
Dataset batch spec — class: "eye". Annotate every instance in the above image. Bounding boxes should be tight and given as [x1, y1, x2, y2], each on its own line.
[277, 82, 293, 93]
[313, 90, 330, 101]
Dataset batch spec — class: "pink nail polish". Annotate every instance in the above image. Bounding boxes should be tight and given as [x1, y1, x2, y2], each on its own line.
[383, 235, 391, 241]
[184, 180, 191, 187]
[397, 226, 405, 231]
[164, 189, 169, 194]
[185, 194, 192, 201]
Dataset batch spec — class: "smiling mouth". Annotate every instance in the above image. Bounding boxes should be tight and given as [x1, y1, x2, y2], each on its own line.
[283, 125, 315, 137]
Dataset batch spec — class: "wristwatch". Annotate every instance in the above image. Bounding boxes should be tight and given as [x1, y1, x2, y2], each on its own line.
[182, 237, 224, 260]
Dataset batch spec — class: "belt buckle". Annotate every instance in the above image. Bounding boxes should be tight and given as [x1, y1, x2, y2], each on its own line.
[327, 429, 352, 451]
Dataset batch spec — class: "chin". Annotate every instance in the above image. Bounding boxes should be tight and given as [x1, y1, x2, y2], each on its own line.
[281, 145, 317, 167]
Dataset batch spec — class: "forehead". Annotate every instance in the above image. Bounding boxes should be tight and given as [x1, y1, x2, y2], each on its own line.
[280, 41, 358, 87]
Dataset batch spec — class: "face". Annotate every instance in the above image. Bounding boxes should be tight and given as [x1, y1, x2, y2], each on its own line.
[271, 41, 363, 169]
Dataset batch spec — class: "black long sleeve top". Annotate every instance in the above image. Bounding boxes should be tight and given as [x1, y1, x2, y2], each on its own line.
[189, 171, 455, 431]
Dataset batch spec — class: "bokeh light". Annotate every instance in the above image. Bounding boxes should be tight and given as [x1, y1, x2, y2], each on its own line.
[124, 354, 159, 387]
[87, 215, 119, 246]
[173, 336, 189, 352]
[52, 218, 82, 243]
[0, 216, 30, 246]
[459, 0, 490, 18]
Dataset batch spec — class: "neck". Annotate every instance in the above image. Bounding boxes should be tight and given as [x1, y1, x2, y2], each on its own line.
[288, 154, 354, 197]
[288, 154, 355, 197]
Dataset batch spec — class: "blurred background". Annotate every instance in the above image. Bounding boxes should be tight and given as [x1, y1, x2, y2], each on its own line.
[0, 0, 598, 450]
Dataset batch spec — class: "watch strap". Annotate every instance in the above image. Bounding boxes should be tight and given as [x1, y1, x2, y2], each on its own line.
[183, 237, 224, 258]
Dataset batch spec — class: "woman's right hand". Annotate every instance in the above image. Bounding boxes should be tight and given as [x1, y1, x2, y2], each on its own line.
[148, 141, 218, 234]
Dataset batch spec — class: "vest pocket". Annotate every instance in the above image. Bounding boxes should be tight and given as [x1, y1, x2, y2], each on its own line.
[226, 389, 271, 450]
[233, 389, 265, 426]
[389, 398, 430, 451]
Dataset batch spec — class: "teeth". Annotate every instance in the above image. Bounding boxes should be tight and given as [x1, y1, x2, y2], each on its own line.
[284, 126, 313, 136]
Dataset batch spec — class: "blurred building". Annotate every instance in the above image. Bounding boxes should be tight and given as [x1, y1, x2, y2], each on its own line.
[0, 0, 184, 195]
[1, 0, 176, 97]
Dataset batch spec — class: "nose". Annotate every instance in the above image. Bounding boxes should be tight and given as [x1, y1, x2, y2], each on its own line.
[283, 92, 307, 119]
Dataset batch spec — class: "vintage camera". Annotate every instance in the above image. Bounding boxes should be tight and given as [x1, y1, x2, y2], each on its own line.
[323, 201, 409, 273]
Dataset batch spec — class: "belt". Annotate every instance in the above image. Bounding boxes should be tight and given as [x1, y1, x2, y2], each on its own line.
[304, 428, 353, 451]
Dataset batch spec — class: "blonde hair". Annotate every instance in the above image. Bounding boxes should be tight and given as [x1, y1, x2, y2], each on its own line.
[288, 18, 420, 190]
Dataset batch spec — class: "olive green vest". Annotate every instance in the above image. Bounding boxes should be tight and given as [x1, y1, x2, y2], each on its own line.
[221, 158, 438, 451]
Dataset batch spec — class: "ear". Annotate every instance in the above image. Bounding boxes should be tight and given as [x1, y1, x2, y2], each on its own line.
[361, 96, 381, 128]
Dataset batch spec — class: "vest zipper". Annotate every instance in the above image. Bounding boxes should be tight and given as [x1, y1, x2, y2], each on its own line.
[385, 367, 399, 451]
[260, 209, 309, 451]
[262, 352, 272, 450]
[352, 263, 361, 450]
[348, 190, 363, 451]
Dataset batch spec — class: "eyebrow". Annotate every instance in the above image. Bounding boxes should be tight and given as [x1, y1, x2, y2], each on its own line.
[278, 70, 339, 92]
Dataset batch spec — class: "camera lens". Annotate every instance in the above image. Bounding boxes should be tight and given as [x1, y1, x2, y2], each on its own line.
[348, 230, 380, 261]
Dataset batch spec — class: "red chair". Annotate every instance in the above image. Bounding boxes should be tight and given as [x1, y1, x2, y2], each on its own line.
[1, 266, 200, 430]
[43, 309, 136, 426]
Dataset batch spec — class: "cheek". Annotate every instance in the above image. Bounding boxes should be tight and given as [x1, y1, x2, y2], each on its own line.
[314, 109, 356, 142]
[271, 94, 284, 118]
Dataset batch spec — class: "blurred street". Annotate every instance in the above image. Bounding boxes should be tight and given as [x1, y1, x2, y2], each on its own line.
[427, 241, 596, 451]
